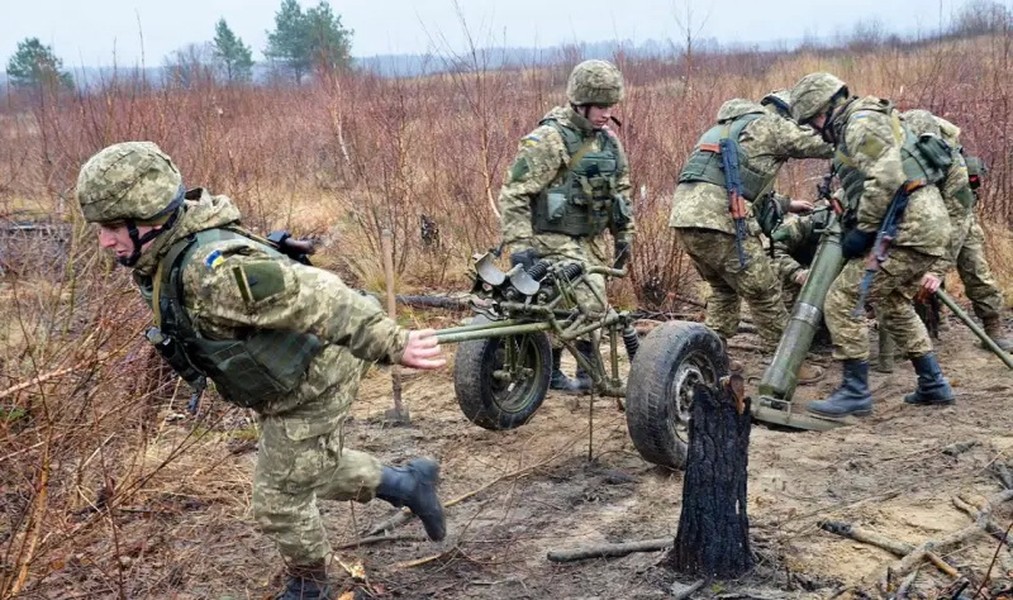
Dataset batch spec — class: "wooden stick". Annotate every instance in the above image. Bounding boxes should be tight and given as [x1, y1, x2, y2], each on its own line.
[546, 537, 672, 562]
[335, 533, 421, 549]
[380, 228, 407, 423]
[820, 521, 958, 578]
[671, 579, 706, 600]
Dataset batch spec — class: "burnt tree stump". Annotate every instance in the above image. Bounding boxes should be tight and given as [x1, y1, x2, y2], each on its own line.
[668, 373, 754, 578]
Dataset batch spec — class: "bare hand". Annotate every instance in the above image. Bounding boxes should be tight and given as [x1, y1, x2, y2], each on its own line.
[794, 269, 809, 286]
[917, 273, 942, 302]
[401, 329, 446, 369]
[789, 199, 814, 214]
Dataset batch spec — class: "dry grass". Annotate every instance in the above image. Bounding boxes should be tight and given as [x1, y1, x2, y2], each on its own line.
[1, 30, 1012, 599]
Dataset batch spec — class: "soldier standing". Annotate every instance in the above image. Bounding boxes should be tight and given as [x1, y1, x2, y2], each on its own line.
[788, 73, 956, 418]
[498, 59, 635, 392]
[76, 141, 448, 600]
[900, 110, 1012, 352]
[669, 93, 832, 377]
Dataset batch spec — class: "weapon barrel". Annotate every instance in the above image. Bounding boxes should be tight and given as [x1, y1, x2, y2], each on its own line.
[935, 289, 1013, 370]
[759, 218, 845, 400]
[435, 320, 553, 344]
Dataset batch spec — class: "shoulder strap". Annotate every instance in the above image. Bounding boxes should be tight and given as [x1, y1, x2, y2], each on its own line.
[540, 117, 596, 170]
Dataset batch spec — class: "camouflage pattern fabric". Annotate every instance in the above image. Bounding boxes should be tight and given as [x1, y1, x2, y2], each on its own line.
[832, 98, 952, 256]
[529, 233, 609, 314]
[669, 108, 832, 233]
[77, 141, 183, 223]
[499, 105, 635, 250]
[771, 213, 820, 309]
[824, 247, 936, 360]
[676, 228, 787, 350]
[956, 214, 1005, 322]
[133, 190, 405, 567]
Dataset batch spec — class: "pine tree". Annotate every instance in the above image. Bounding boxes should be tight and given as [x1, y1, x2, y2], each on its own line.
[5, 37, 73, 89]
[265, 0, 310, 84]
[264, 0, 353, 84]
[212, 18, 254, 82]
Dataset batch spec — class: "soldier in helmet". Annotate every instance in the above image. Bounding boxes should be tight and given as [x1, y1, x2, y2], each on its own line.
[498, 59, 635, 392]
[900, 110, 1012, 352]
[77, 141, 448, 600]
[789, 73, 955, 418]
[669, 92, 832, 377]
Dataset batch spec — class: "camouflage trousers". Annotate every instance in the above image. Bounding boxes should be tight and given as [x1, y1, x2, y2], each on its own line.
[253, 413, 383, 566]
[956, 215, 1004, 322]
[676, 228, 787, 351]
[530, 231, 609, 305]
[825, 247, 936, 361]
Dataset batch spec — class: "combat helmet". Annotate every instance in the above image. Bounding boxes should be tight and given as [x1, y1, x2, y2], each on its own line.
[566, 60, 625, 106]
[760, 89, 792, 118]
[77, 141, 185, 265]
[789, 72, 848, 125]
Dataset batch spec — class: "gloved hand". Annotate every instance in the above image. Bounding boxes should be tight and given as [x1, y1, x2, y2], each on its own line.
[841, 229, 875, 260]
[613, 240, 632, 271]
[510, 247, 539, 270]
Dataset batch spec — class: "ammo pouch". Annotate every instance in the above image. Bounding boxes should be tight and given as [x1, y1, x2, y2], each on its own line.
[677, 113, 772, 201]
[905, 133, 951, 184]
[533, 145, 619, 237]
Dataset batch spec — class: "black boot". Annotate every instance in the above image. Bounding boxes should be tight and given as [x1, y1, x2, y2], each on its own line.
[903, 353, 955, 406]
[376, 458, 446, 541]
[276, 563, 332, 600]
[549, 348, 580, 391]
[570, 340, 595, 393]
[807, 359, 873, 417]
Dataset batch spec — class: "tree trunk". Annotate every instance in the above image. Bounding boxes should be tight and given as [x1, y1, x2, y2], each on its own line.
[668, 377, 754, 578]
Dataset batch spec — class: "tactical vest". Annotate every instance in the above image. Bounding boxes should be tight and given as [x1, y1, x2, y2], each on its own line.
[149, 228, 323, 409]
[677, 112, 773, 201]
[531, 119, 629, 237]
[834, 105, 950, 217]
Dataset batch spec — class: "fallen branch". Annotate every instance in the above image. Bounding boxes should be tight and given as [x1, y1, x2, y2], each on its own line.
[670, 578, 706, 600]
[819, 521, 958, 578]
[335, 533, 422, 549]
[546, 537, 671, 563]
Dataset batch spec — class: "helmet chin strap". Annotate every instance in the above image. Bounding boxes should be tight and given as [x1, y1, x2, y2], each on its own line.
[117, 187, 186, 267]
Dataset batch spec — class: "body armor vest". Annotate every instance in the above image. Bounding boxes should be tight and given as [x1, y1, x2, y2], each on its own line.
[149, 228, 323, 409]
[678, 112, 774, 201]
[531, 118, 628, 237]
[834, 105, 950, 221]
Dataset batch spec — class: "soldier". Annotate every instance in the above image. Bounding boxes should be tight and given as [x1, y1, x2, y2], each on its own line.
[76, 141, 448, 600]
[958, 157, 1012, 350]
[669, 93, 832, 377]
[900, 110, 1012, 351]
[789, 73, 956, 418]
[498, 59, 635, 392]
[769, 202, 833, 310]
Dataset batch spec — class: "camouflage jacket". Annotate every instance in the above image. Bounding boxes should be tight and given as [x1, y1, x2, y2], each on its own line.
[770, 209, 827, 282]
[831, 97, 951, 257]
[133, 190, 407, 436]
[669, 102, 832, 233]
[900, 110, 973, 270]
[498, 105, 635, 249]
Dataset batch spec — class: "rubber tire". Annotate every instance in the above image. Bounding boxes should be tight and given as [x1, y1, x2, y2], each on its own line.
[453, 316, 552, 430]
[625, 320, 728, 469]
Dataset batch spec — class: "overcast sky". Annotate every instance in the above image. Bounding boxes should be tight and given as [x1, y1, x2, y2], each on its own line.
[1, 0, 968, 68]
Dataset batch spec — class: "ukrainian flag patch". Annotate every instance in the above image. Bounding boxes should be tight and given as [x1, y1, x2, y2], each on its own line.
[521, 134, 541, 147]
[204, 249, 224, 270]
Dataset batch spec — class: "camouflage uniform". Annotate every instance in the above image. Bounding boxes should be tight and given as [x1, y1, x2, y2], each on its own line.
[499, 105, 634, 313]
[669, 98, 832, 350]
[77, 142, 445, 599]
[499, 60, 634, 391]
[789, 72, 955, 417]
[901, 111, 1008, 348]
[822, 98, 952, 361]
[770, 207, 831, 309]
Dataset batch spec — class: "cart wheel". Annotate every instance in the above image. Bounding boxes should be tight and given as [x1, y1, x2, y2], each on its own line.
[625, 321, 727, 469]
[453, 316, 552, 430]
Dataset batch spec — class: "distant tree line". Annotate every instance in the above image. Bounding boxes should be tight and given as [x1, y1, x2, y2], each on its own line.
[3, 0, 1009, 91]
[4, 0, 352, 90]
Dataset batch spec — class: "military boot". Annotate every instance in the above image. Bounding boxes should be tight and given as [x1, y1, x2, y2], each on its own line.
[570, 340, 596, 393]
[549, 348, 581, 391]
[276, 562, 333, 600]
[376, 458, 446, 541]
[982, 317, 1013, 352]
[807, 359, 873, 417]
[903, 353, 955, 406]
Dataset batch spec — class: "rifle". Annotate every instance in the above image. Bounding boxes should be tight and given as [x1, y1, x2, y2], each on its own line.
[852, 180, 921, 316]
[718, 135, 749, 267]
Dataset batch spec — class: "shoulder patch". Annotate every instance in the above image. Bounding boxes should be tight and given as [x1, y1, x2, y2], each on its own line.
[204, 249, 225, 270]
[231, 260, 287, 304]
[521, 134, 541, 147]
